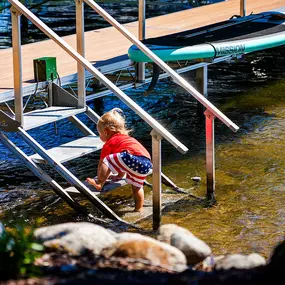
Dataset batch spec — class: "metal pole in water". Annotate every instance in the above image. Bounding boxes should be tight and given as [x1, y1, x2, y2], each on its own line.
[137, 0, 146, 82]
[240, 0, 246, 17]
[205, 109, 216, 201]
[76, 0, 86, 108]
[151, 130, 162, 231]
[11, 6, 23, 125]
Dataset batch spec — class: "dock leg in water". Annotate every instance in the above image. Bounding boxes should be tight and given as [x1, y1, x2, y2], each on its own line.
[196, 62, 208, 117]
[144, 63, 161, 95]
[151, 130, 162, 230]
[205, 109, 216, 203]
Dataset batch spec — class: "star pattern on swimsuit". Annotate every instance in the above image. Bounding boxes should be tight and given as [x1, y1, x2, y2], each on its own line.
[121, 152, 152, 174]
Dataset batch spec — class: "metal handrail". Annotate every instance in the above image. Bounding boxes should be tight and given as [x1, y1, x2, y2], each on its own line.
[84, 0, 239, 133]
[8, 0, 188, 154]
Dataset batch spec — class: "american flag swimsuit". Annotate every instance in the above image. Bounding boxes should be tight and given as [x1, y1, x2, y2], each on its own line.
[103, 151, 153, 188]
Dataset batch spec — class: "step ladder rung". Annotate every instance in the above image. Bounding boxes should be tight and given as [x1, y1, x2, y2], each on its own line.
[29, 135, 103, 164]
[23, 106, 86, 130]
[65, 178, 128, 195]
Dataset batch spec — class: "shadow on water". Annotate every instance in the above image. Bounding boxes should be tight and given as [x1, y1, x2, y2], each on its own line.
[1, 0, 285, 258]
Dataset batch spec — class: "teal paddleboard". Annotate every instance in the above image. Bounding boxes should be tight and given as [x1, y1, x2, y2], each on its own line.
[128, 11, 285, 62]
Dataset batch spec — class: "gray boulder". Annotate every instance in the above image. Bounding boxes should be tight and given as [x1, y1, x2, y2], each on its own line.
[157, 224, 212, 265]
[34, 222, 116, 256]
[215, 253, 266, 270]
[103, 232, 187, 272]
[116, 232, 156, 242]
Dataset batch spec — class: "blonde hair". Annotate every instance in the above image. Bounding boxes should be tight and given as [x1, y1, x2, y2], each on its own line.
[97, 108, 130, 135]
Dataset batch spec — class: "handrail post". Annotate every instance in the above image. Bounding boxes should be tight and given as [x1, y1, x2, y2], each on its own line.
[75, 0, 86, 108]
[196, 62, 208, 117]
[11, 6, 23, 125]
[48, 81, 53, 106]
[240, 0, 246, 17]
[137, 0, 146, 82]
[151, 129, 162, 230]
[205, 109, 216, 201]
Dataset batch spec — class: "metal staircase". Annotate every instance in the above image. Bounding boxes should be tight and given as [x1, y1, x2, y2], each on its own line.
[0, 81, 127, 222]
[1, 0, 240, 230]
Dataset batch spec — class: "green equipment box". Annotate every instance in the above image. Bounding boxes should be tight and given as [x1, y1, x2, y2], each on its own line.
[33, 57, 57, 82]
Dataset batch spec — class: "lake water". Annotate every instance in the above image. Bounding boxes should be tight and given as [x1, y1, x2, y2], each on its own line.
[1, 0, 285, 259]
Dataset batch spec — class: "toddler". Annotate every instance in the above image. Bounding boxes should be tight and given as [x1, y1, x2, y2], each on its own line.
[86, 108, 152, 212]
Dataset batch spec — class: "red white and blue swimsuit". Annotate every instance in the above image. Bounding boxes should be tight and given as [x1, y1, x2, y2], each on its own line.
[100, 133, 152, 188]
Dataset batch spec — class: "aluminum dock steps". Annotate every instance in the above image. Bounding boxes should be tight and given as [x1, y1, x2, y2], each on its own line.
[2, 0, 193, 230]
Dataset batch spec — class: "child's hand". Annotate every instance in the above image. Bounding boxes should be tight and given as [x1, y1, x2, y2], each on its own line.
[108, 173, 126, 181]
[108, 175, 121, 181]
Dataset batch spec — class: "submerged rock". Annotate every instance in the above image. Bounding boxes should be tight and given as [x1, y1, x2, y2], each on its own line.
[34, 222, 116, 256]
[191, 176, 201, 182]
[157, 224, 212, 265]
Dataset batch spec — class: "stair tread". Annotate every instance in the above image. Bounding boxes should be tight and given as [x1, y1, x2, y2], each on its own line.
[30, 135, 103, 163]
[66, 181, 187, 224]
[121, 191, 186, 224]
[65, 178, 128, 195]
[23, 106, 86, 130]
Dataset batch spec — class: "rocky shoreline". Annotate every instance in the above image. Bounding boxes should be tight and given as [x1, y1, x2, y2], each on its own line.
[1, 222, 285, 284]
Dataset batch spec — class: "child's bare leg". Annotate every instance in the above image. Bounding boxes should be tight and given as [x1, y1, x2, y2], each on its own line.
[86, 163, 110, 191]
[132, 185, 144, 212]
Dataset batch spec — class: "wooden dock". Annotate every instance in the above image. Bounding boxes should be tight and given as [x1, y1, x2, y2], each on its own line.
[0, 0, 284, 96]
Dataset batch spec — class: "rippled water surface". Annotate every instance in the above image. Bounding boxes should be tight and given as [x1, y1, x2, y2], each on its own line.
[1, 0, 285, 259]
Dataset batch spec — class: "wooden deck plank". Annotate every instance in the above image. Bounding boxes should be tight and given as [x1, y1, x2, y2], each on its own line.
[0, 0, 284, 95]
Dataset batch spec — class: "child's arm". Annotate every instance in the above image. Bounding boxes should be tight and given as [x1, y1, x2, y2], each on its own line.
[97, 159, 104, 177]
[98, 157, 125, 180]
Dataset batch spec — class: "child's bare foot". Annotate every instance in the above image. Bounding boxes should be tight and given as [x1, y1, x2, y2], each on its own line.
[86, 178, 102, 191]
[134, 207, 144, 213]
